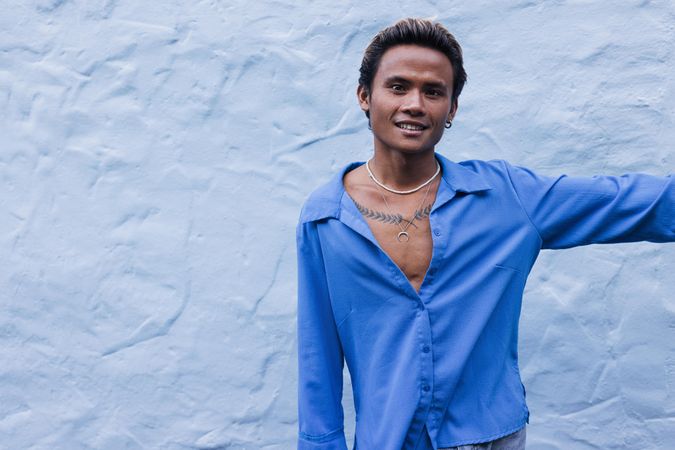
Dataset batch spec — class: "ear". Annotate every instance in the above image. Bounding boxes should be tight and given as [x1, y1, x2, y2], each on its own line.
[448, 99, 459, 122]
[357, 84, 370, 114]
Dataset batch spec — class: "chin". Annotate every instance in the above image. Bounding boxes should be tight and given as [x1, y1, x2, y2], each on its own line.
[374, 132, 440, 155]
[395, 140, 438, 154]
[399, 147, 434, 154]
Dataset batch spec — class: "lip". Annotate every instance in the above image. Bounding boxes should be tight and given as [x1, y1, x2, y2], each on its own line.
[395, 120, 428, 129]
[395, 121, 428, 137]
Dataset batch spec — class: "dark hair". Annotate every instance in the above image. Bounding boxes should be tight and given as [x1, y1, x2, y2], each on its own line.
[358, 18, 467, 117]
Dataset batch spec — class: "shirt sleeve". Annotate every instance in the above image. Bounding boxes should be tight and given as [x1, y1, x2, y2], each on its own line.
[503, 161, 675, 249]
[296, 220, 348, 450]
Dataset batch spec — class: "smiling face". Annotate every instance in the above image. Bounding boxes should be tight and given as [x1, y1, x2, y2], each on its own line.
[357, 44, 457, 156]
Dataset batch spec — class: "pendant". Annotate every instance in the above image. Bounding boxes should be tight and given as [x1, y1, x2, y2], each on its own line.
[397, 231, 410, 242]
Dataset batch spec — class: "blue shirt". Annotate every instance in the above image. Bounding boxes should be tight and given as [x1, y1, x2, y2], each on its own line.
[296, 153, 674, 450]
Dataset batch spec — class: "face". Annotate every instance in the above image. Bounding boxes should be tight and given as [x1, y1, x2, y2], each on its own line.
[357, 44, 457, 156]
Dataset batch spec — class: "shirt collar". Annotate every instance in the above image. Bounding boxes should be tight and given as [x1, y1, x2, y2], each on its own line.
[436, 152, 493, 194]
[299, 152, 493, 223]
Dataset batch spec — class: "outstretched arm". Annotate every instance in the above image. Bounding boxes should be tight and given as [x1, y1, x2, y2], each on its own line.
[503, 162, 674, 249]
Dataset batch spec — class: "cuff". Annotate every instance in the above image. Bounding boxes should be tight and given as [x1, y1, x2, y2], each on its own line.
[298, 427, 348, 450]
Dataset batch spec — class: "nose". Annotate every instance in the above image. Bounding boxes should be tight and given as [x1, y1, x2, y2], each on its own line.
[401, 90, 425, 116]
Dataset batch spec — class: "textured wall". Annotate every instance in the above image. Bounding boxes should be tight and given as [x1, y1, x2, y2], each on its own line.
[1, 1, 673, 449]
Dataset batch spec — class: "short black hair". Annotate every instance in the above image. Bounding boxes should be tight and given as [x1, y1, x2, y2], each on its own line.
[358, 18, 467, 117]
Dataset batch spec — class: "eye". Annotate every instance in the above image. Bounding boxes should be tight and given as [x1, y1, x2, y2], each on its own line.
[390, 84, 406, 93]
[427, 89, 444, 97]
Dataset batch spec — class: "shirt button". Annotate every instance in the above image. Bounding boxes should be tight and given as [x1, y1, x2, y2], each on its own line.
[423, 345, 430, 353]
[422, 385, 430, 392]
[433, 229, 441, 236]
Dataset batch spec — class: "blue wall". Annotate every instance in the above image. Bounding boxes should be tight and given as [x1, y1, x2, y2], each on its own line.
[1, 1, 673, 449]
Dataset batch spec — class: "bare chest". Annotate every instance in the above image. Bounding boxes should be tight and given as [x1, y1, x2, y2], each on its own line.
[345, 168, 439, 293]
[366, 215, 433, 293]
[352, 189, 435, 292]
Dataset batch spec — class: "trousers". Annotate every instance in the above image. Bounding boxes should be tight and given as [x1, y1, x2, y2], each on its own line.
[438, 425, 526, 450]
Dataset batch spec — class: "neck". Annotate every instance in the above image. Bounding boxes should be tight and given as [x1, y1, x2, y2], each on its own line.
[369, 149, 439, 191]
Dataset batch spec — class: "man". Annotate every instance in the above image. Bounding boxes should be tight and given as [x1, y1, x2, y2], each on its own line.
[295, 18, 673, 450]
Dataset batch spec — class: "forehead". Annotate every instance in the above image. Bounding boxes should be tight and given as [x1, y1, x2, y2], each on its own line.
[374, 44, 454, 85]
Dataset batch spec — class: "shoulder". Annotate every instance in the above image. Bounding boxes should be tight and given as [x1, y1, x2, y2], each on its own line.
[298, 161, 364, 225]
[298, 181, 341, 224]
[456, 158, 520, 175]
[456, 158, 548, 187]
[437, 155, 525, 192]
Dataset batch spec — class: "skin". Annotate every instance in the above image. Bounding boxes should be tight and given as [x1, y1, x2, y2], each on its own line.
[343, 44, 457, 293]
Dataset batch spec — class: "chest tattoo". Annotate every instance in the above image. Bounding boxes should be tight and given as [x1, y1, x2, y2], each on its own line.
[354, 200, 432, 229]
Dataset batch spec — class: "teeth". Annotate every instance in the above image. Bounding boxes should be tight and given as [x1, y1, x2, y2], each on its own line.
[398, 123, 424, 131]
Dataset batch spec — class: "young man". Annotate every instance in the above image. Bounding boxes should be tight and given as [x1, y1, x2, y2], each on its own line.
[296, 18, 674, 450]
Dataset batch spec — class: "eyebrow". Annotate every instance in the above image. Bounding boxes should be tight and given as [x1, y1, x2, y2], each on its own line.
[383, 75, 448, 89]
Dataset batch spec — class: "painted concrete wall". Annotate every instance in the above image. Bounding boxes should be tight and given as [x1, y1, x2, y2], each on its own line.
[1, 1, 673, 449]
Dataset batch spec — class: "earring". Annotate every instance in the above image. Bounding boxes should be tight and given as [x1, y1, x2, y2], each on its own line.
[445, 120, 452, 129]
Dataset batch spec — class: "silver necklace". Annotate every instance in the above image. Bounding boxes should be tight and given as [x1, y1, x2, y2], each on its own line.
[366, 157, 440, 195]
[374, 179, 433, 243]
